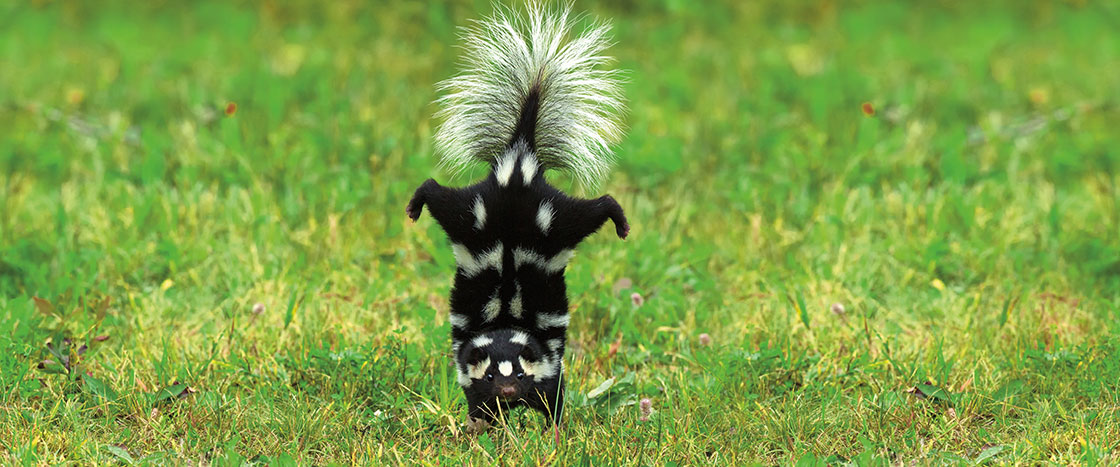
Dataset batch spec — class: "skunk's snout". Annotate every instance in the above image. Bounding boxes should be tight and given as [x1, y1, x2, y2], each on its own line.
[499, 385, 518, 398]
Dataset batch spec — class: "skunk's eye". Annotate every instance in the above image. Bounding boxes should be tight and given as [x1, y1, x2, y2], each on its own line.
[486, 373, 494, 381]
[516, 372, 525, 380]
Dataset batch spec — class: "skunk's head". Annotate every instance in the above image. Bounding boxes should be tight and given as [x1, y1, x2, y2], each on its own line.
[457, 329, 556, 401]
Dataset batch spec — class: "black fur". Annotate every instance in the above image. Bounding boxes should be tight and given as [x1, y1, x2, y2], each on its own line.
[409, 8, 628, 428]
[456, 329, 564, 424]
[407, 99, 628, 427]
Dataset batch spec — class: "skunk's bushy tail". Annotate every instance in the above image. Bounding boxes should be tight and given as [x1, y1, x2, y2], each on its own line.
[434, 3, 625, 187]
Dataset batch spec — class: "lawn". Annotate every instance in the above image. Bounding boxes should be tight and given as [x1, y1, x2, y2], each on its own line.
[2, 0, 1119, 464]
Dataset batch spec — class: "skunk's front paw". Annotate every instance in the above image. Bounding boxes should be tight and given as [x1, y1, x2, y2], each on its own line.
[464, 416, 491, 435]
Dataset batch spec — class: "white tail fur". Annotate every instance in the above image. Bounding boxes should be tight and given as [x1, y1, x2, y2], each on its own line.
[434, 3, 625, 187]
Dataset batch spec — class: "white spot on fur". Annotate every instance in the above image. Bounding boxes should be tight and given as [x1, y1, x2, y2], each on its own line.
[510, 282, 524, 319]
[536, 201, 554, 235]
[510, 330, 529, 345]
[482, 293, 501, 323]
[495, 150, 517, 186]
[449, 313, 468, 329]
[547, 249, 574, 271]
[520, 356, 557, 378]
[452, 242, 503, 277]
[481, 245, 504, 274]
[467, 357, 490, 380]
[472, 195, 486, 230]
[547, 339, 564, 354]
[513, 247, 573, 274]
[537, 313, 570, 329]
[451, 244, 473, 269]
[521, 153, 538, 184]
[498, 360, 513, 376]
[512, 248, 537, 269]
[453, 340, 465, 386]
[471, 335, 493, 348]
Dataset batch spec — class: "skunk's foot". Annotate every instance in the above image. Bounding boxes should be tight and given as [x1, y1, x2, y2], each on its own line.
[465, 416, 491, 435]
[405, 200, 423, 222]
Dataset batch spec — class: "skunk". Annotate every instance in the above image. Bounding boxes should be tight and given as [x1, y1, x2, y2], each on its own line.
[407, 4, 628, 429]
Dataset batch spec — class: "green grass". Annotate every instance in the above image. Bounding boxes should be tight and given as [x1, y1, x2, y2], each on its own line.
[2, 0, 1120, 464]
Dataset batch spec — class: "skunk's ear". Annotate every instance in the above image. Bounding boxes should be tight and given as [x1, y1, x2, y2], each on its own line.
[467, 346, 489, 365]
[519, 345, 539, 362]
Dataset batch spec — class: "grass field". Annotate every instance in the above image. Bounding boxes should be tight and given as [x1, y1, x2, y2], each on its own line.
[2, 0, 1120, 464]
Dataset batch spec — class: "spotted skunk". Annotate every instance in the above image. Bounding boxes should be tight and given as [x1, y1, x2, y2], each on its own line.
[406, 4, 628, 429]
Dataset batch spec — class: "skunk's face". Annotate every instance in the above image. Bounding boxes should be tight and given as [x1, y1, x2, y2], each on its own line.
[458, 329, 555, 401]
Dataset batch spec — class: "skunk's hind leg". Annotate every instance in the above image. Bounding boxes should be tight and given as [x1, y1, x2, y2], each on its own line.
[597, 195, 631, 239]
[406, 178, 443, 221]
[549, 194, 630, 245]
[407, 179, 480, 240]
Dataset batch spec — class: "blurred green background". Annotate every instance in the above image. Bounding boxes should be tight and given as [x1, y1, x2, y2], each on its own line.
[2, 0, 1119, 464]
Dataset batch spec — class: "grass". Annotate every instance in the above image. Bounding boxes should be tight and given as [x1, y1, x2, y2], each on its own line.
[2, 0, 1119, 464]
